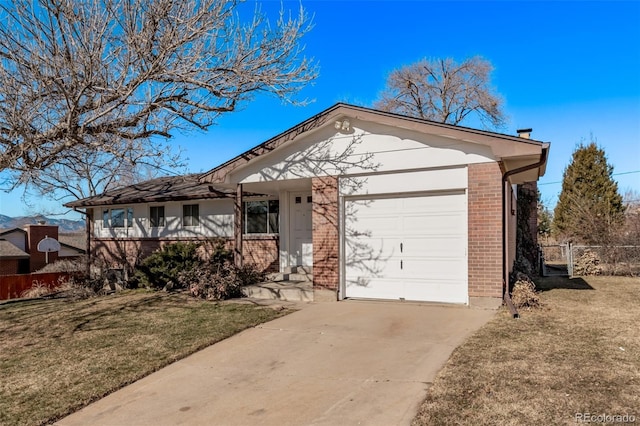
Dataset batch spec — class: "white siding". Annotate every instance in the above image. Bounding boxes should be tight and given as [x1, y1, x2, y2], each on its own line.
[339, 167, 468, 197]
[93, 199, 234, 239]
[231, 119, 496, 184]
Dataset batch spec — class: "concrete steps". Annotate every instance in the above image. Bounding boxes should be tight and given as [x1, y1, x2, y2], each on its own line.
[242, 281, 313, 302]
[242, 266, 314, 302]
[265, 266, 313, 284]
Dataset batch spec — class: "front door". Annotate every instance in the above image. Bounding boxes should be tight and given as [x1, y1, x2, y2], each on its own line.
[289, 191, 313, 267]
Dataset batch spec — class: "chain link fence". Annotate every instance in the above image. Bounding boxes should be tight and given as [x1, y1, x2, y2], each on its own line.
[540, 244, 640, 277]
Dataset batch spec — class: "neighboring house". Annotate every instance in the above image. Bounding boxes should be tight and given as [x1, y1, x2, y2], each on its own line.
[66, 103, 549, 305]
[0, 225, 85, 275]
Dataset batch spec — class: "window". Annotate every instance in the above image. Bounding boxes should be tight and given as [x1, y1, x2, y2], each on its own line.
[103, 207, 133, 228]
[150, 206, 165, 227]
[183, 204, 199, 227]
[244, 200, 279, 234]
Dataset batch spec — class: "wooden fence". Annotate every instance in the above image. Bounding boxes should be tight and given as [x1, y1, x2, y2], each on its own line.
[0, 272, 72, 301]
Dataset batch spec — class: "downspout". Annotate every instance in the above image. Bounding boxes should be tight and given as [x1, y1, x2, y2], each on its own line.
[73, 207, 91, 279]
[501, 146, 549, 319]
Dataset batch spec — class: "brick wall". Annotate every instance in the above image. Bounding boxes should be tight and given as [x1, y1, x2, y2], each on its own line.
[92, 235, 279, 274]
[26, 225, 59, 272]
[312, 176, 339, 290]
[242, 236, 279, 273]
[468, 162, 503, 298]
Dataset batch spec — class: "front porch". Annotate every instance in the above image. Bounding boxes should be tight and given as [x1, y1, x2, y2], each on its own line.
[242, 266, 314, 302]
[235, 176, 340, 300]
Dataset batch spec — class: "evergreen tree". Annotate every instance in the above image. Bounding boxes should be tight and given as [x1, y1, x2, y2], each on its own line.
[537, 190, 552, 242]
[553, 142, 625, 244]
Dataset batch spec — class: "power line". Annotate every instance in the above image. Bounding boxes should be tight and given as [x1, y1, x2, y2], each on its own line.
[539, 170, 640, 186]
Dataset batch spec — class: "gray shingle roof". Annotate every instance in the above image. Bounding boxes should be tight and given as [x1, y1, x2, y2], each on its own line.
[59, 234, 86, 253]
[0, 239, 29, 259]
[64, 174, 239, 208]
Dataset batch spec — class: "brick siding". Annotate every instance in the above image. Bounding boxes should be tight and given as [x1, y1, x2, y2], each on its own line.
[468, 162, 503, 298]
[242, 236, 279, 273]
[92, 235, 279, 274]
[312, 176, 339, 290]
[25, 225, 59, 272]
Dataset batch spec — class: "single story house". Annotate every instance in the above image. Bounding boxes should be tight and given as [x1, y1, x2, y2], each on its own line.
[66, 103, 549, 305]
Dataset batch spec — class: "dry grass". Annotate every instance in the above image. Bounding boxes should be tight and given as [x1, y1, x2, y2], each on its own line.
[0, 290, 290, 426]
[413, 276, 640, 426]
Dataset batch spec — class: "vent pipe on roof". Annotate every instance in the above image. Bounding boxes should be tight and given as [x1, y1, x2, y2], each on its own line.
[517, 128, 533, 139]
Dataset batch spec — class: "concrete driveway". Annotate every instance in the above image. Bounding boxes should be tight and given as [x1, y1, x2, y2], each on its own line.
[58, 300, 495, 426]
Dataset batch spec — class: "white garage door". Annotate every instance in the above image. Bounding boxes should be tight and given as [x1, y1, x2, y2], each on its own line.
[344, 192, 467, 303]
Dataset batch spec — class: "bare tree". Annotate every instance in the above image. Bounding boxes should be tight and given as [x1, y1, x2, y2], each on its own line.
[16, 136, 185, 207]
[374, 56, 506, 129]
[0, 0, 317, 180]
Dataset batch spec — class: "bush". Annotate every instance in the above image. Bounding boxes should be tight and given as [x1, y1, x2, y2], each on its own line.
[510, 272, 542, 310]
[56, 279, 96, 300]
[136, 242, 202, 290]
[20, 280, 54, 298]
[37, 257, 86, 273]
[135, 239, 265, 300]
[179, 260, 265, 301]
[574, 250, 603, 276]
[202, 237, 233, 265]
[20, 276, 96, 300]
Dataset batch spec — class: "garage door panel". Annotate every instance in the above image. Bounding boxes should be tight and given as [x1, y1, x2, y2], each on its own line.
[404, 281, 468, 304]
[345, 278, 403, 300]
[402, 259, 467, 279]
[345, 237, 400, 260]
[345, 257, 402, 280]
[347, 216, 401, 237]
[401, 237, 465, 257]
[345, 192, 467, 303]
[402, 215, 464, 235]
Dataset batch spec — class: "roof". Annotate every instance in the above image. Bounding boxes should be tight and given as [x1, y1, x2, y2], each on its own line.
[59, 234, 86, 253]
[65, 174, 241, 208]
[0, 239, 29, 259]
[0, 228, 27, 237]
[199, 103, 550, 184]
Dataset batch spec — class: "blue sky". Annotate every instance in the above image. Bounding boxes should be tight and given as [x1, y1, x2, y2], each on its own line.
[1, 0, 639, 219]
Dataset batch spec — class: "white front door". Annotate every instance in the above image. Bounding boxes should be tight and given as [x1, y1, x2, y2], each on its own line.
[289, 191, 313, 267]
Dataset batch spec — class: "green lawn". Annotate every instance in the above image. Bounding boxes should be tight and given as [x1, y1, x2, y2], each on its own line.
[413, 275, 640, 426]
[0, 290, 290, 426]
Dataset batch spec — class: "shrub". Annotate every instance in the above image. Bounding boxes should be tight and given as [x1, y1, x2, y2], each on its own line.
[179, 261, 265, 301]
[19, 276, 96, 300]
[56, 278, 96, 300]
[136, 242, 202, 290]
[20, 280, 54, 298]
[573, 250, 603, 276]
[202, 237, 233, 265]
[510, 272, 542, 309]
[37, 257, 86, 273]
[135, 240, 264, 299]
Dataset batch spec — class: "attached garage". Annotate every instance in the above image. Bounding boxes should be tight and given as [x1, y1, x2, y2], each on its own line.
[188, 103, 549, 306]
[344, 191, 468, 304]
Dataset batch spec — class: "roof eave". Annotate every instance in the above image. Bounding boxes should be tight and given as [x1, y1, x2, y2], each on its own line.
[199, 103, 549, 184]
